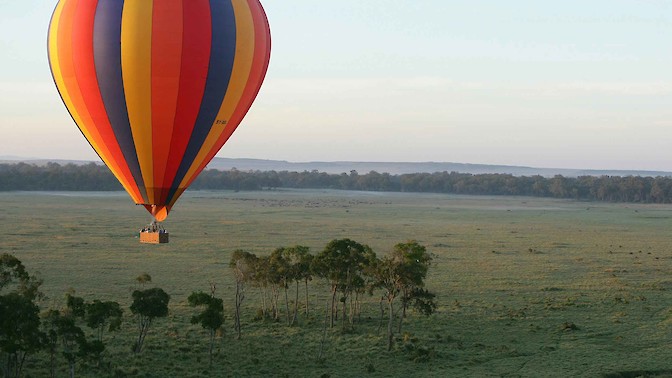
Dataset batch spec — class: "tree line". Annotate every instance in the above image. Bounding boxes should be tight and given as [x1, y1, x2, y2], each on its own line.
[0, 238, 435, 377]
[3, 162, 672, 203]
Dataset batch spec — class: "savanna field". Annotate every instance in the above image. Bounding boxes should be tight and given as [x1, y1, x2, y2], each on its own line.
[2, 189, 672, 377]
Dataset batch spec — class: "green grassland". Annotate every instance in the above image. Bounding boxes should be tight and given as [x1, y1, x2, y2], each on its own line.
[2, 189, 672, 377]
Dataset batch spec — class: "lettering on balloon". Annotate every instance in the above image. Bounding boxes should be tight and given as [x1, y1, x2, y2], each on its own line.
[215, 119, 228, 126]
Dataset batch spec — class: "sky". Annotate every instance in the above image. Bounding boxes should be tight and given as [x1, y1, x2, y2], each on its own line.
[1, 0, 671, 170]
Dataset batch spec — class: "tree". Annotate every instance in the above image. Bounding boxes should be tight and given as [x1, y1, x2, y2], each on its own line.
[0, 293, 43, 377]
[0, 254, 44, 378]
[188, 291, 224, 366]
[47, 293, 113, 378]
[84, 300, 123, 343]
[0, 254, 28, 289]
[62, 294, 122, 369]
[270, 247, 298, 325]
[130, 287, 170, 354]
[229, 250, 257, 339]
[314, 239, 376, 329]
[369, 241, 435, 351]
[42, 310, 61, 378]
[265, 246, 314, 326]
[281, 245, 312, 324]
[54, 313, 86, 378]
[369, 256, 402, 351]
[0, 253, 42, 300]
[268, 248, 292, 323]
[78, 339, 105, 371]
[392, 241, 434, 333]
[65, 293, 86, 318]
[252, 256, 272, 318]
[300, 252, 316, 317]
[407, 288, 437, 317]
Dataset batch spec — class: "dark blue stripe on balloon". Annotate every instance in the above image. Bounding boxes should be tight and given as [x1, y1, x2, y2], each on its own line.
[166, 0, 237, 203]
[93, 0, 148, 203]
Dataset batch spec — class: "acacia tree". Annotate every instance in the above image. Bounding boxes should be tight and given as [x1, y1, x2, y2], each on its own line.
[188, 291, 224, 366]
[369, 241, 435, 351]
[130, 287, 170, 354]
[252, 256, 271, 318]
[65, 293, 86, 318]
[54, 312, 86, 378]
[45, 294, 111, 376]
[83, 300, 122, 366]
[0, 253, 42, 298]
[281, 245, 312, 325]
[393, 241, 434, 333]
[42, 310, 61, 378]
[314, 239, 376, 329]
[229, 250, 257, 339]
[84, 300, 123, 343]
[268, 248, 292, 323]
[0, 254, 43, 378]
[369, 256, 400, 351]
[405, 288, 437, 319]
[299, 251, 315, 317]
[0, 293, 43, 378]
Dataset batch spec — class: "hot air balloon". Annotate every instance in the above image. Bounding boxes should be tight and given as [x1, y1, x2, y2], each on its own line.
[47, 0, 271, 238]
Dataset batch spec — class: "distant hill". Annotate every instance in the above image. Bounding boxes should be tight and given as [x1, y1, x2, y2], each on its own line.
[0, 156, 102, 166]
[203, 158, 672, 178]
[2, 156, 671, 178]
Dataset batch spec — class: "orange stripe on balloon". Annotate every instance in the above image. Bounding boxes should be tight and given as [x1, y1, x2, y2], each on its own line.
[151, 0, 184, 205]
[71, 0, 144, 202]
[121, 0, 155, 203]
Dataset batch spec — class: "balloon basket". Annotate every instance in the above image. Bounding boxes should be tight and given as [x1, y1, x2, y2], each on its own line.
[139, 232, 169, 244]
[139, 222, 169, 244]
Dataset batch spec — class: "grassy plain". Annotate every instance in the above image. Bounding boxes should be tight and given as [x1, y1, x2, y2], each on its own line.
[2, 189, 672, 377]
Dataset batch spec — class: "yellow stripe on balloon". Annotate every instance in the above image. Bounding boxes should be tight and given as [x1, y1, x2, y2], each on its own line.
[49, 0, 143, 204]
[178, 0, 255, 189]
[121, 0, 155, 204]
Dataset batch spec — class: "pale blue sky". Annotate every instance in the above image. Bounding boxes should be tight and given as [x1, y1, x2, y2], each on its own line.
[1, 0, 671, 170]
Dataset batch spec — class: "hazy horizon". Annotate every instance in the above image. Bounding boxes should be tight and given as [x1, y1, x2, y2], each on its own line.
[4, 154, 672, 176]
[1, 1, 670, 171]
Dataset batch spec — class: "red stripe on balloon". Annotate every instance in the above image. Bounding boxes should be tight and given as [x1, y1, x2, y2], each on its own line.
[160, 0, 212, 204]
[151, 0, 184, 204]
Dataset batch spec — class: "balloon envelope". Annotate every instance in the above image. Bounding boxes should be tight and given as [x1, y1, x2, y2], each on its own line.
[48, 0, 271, 221]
